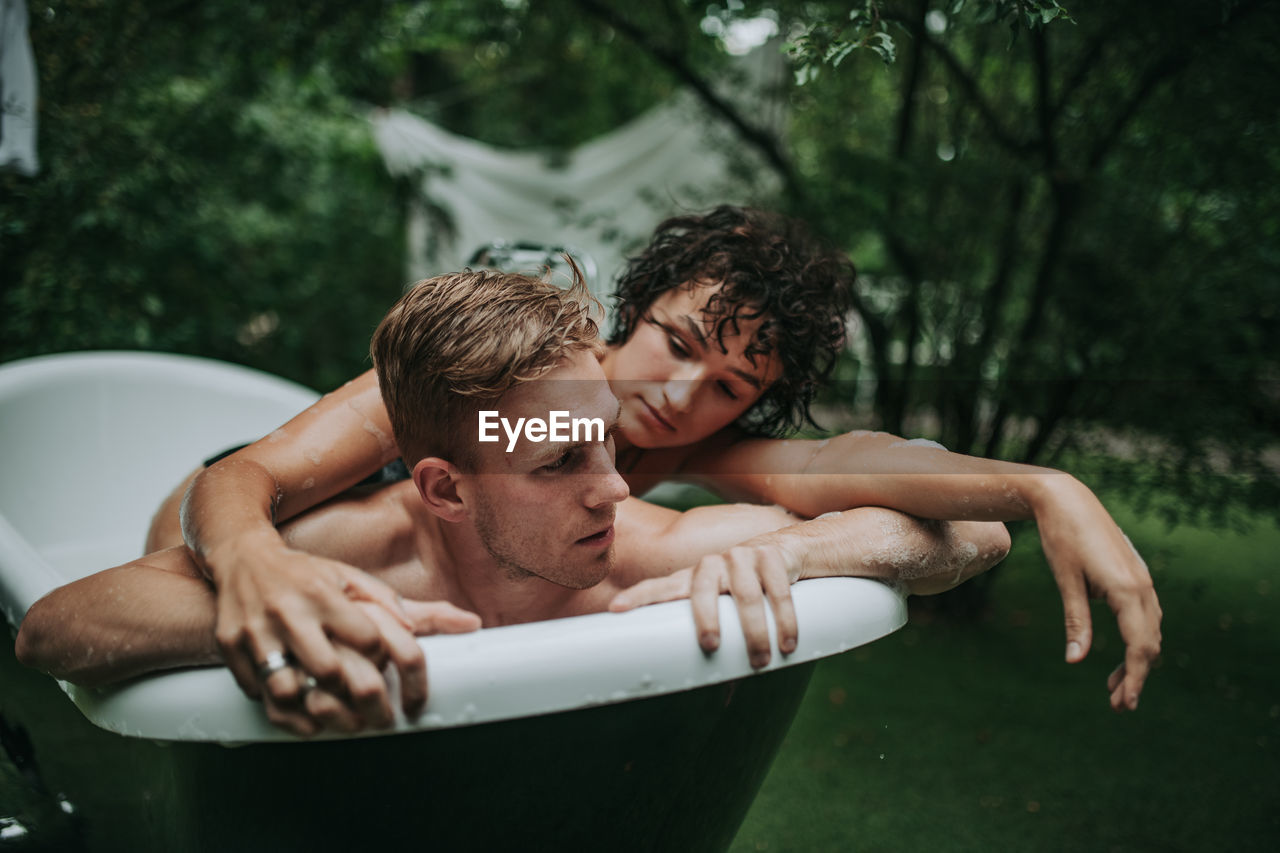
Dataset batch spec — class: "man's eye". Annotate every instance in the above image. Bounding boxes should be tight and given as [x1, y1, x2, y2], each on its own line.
[542, 452, 573, 472]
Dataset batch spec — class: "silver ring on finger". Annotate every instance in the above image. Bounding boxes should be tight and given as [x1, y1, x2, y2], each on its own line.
[256, 650, 293, 682]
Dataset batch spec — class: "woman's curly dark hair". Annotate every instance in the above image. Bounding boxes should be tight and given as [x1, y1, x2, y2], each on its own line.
[609, 206, 855, 437]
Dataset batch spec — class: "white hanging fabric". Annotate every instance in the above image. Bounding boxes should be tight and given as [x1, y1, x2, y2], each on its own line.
[369, 40, 788, 302]
[0, 0, 39, 176]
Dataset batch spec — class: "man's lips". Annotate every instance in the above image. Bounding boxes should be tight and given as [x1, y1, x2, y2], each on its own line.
[639, 398, 676, 432]
[576, 524, 615, 548]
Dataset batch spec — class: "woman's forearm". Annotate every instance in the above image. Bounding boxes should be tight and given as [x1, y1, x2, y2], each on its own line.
[719, 430, 1060, 523]
[181, 368, 397, 580]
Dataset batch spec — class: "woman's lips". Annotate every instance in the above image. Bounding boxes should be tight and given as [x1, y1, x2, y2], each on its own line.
[638, 398, 676, 432]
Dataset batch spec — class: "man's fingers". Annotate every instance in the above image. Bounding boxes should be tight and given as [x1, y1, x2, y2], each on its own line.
[759, 553, 798, 656]
[400, 599, 483, 635]
[608, 571, 693, 612]
[303, 687, 363, 734]
[262, 694, 318, 737]
[337, 567, 414, 631]
[358, 602, 430, 718]
[727, 551, 771, 668]
[690, 558, 728, 653]
[333, 645, 395, 729]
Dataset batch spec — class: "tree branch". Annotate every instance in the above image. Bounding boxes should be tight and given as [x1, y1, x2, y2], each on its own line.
[572, 0, 807, 206]
[1085, 0, 1265, 174]
[919, 32, 1034, 159]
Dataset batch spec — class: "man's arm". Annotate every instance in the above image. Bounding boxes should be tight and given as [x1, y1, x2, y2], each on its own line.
[15, 547, 221, 686]
[14, 546, 478, 736]
[611, 501, 1009, 668]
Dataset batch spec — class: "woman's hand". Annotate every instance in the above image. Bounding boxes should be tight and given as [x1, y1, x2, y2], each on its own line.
[253, 598, 481, 737]
[1031, 475, 1163, 712]
[208, 533, 480, 728]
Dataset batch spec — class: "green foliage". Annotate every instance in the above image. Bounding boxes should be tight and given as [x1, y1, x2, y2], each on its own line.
[4, 0, 1276, 522]
[787, 0, 1072, 82]
[778, 0, 1279, 521]
[1, 0, 408, 391]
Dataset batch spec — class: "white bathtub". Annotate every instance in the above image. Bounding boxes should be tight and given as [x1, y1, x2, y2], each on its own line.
[0, 351, 906, 851]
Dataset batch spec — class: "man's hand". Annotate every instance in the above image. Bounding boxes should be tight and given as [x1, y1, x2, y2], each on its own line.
[253, 599, 481, 737]
[1033, 476, 1162, 712]
[611, 537, 801, 669]
[208, 534, 480, 728]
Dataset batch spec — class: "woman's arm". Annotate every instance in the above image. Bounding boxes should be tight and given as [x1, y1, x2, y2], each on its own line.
[689, 431, 1162, 711]
[178, 368, 421, 715]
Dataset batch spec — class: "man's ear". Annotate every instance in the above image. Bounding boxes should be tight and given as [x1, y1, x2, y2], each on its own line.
[413, 457, 468, 522]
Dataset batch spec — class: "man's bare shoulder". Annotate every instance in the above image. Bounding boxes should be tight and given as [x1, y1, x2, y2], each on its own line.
[279, 481, 421, 573]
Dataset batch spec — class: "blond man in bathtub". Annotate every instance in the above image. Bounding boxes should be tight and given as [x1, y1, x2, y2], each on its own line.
[16, 269, 1007, 736]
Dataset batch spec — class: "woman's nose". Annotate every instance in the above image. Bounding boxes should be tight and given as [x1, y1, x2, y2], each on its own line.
[663, 366, 703, 412]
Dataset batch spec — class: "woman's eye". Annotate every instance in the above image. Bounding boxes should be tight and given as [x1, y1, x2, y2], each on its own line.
[667, 336, 690, 358]
[717, 380, 739, 401]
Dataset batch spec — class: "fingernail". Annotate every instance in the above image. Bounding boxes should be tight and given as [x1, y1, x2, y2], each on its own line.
[781, 638, 796, 654]
[1066, 641, 1081, 661]
[1129, 694, 1139, 711]
[701, 632, 719, 651]
[751, 652, 770, 668]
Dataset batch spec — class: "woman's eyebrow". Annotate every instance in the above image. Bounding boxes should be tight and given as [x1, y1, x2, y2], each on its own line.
[729, 367, 765, 391]
[676, 313, 766, 389]
[677, 314, 708, 348]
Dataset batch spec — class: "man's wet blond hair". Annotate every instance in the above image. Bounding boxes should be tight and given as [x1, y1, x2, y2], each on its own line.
[371, 264, 601, 468]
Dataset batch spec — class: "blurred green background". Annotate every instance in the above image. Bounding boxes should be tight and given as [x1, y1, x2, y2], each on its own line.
[2, 1, 1277, 849]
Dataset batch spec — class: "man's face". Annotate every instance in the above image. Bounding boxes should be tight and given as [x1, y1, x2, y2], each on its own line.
[460, 349, 629, 589]
[603, 283, 783, 449]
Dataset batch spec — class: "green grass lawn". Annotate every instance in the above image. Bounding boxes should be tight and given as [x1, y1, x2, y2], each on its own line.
[732, 501, 1280, 852]
[2, 490, 1275, 851]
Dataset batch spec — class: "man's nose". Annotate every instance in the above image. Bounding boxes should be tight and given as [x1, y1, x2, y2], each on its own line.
[583, 449, 629, 508]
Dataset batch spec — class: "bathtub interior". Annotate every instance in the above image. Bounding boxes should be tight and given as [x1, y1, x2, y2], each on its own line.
[0, 351, 321, 617]
[0, 351, 907, 746]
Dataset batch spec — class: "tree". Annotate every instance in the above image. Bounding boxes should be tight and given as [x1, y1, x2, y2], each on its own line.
[5, 0, 1276, 522]
[571, 0, 1280, 523]
[1, 0, 411, 391]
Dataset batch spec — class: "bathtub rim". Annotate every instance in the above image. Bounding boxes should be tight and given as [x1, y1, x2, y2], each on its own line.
[66, 576, 906, 744]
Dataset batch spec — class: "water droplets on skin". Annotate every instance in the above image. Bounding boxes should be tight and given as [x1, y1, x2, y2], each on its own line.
[347, 400, 396, 455]
[887, 438, 946, 451]
[799, 439, 830, 475]
[301, 478, 315, 490]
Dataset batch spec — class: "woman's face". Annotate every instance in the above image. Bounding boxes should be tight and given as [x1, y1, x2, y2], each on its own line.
[601, 284, 781, 449]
